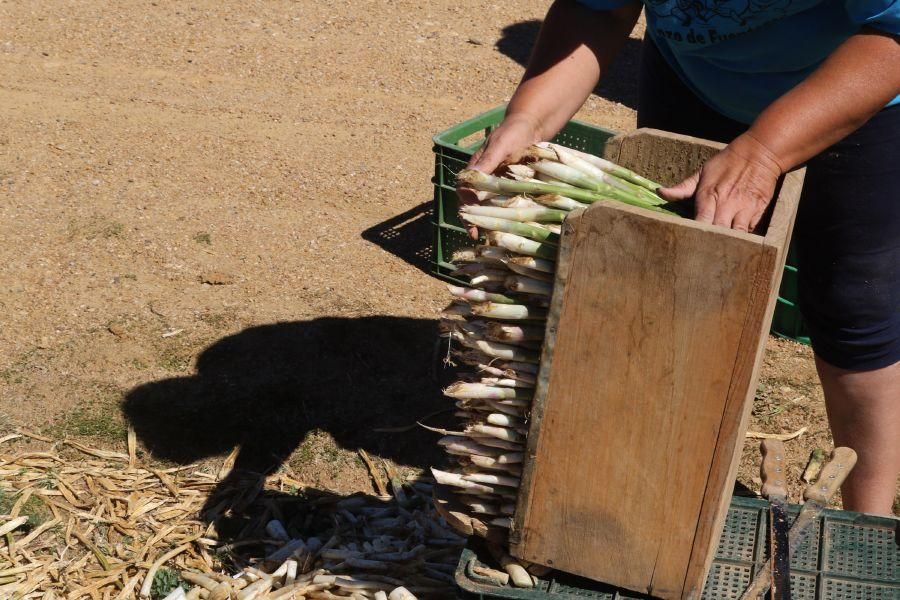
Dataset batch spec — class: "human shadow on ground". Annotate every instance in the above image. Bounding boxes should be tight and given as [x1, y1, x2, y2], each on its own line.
[495, 19, 642, 111]
[361, 201, 433, 275]
[122, 316, 456, 533]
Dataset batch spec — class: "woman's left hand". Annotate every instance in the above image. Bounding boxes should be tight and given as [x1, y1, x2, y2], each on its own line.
[659, 133, 784, 232]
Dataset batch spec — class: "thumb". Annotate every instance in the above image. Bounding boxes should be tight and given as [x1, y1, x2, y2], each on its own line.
[658, 171, 700, 201]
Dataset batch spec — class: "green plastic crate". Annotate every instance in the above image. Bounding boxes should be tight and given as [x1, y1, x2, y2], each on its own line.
[771, 243, 811, 344]
[430, 106, 810, 344]
[430, 106, 616, 284]
[454, 496, 899, 599]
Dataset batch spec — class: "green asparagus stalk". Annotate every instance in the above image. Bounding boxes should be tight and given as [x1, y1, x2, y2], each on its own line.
[546, 142, 663, 194]
[531, 160, 658, 207]
[457, 169, 674, 214]
[548, 144, 665, 206]
[486, 231, 556, 260]
[461, 215, 559, 245]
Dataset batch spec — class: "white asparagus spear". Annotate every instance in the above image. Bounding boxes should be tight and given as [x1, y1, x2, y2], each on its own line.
[505, 275, 553, 297]
[531, 159, 601, 190]
[487, 413, 526, 428]
[475, 245, 511, 262]
[471, 303, 548, 321]
[470, 436, 524, 451]
[534, 172, 576, 187]
[461, 205, 566, 223]
[470, 453, 524, 467]
[504, 260, 554, 282]
[444, 382, 530, 400]
[469, 424, 524, 442]
[486, 231, 556, 260]
[479, 377, 534, 389]
[489, 195, 543, 209]
[388, 587, 417, 600]
[507, 255, 555, 273]
[533, 193, 588, 211]
[486, 322, 545, 342]
[463, 473, 521, 487]
[447, 285, 516, 305]
[430, 469, 497, 494]
[469, 339, 540, 363]
[505, 163, 536, 179]
[484, 400, 527, 417]
[438, 436, 505, 457]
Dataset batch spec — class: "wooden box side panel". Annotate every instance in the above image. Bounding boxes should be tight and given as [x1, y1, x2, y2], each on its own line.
[685, 167, 805, 597]
[603, 129, 724, 187]
[513, 202, 773, 598]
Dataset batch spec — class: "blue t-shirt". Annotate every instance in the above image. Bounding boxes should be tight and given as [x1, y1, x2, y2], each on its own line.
[578, 0, 900, 123]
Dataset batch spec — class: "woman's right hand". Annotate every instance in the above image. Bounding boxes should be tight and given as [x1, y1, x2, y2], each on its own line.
[458, 113, 543, 238]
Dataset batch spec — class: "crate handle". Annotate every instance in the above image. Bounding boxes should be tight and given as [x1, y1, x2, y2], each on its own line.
[432, 105, 507, 152]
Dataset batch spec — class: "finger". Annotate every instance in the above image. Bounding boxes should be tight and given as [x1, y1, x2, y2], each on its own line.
[693, 187, 717, 223]
[467, 225, 479, 240]
[712, 199, 739, 228]
[748, 208, 767, 233]
[658, 171, 701, 201]
[731, 207, 756, 232]
[467, 146, 484, 169]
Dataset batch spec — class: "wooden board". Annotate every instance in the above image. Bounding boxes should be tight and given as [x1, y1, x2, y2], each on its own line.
[510, 129, 805, 599]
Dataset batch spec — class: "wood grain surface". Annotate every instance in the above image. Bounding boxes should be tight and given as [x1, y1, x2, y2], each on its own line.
[511, 130, 805, 599]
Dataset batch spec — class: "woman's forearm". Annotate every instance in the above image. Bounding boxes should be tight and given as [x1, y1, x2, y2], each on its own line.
[506, 0, 642, 141]
[747, 28, 900, 172]
[660, 27, 899, 231]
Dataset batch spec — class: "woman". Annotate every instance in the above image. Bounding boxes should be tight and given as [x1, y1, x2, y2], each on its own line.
[466, 0, 899, 514]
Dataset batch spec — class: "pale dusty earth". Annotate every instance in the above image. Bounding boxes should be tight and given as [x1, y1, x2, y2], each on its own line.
[1, 1, 893, 513]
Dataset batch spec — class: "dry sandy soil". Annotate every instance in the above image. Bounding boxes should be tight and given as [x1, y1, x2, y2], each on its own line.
[1, 0, 893, 517]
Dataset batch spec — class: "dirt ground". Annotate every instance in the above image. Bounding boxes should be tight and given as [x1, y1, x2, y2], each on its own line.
[0, 0, 894, 517]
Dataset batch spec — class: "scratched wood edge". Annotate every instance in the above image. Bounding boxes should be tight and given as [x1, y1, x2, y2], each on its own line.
[681, 168, 806, 599]
[509, 207, 585, 556]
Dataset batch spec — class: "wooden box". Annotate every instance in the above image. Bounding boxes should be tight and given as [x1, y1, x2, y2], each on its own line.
[510, 129, 805, 599]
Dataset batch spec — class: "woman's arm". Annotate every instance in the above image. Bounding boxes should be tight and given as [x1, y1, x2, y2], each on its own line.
[661, 28, 900, 232]
[468, 0, 642, 174]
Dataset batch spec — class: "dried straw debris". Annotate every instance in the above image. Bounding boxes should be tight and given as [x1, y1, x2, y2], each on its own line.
[0, 434, 462, 599]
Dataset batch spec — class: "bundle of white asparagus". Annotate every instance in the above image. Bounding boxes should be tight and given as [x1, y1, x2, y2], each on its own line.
[167, 487, 463, 600]
[430, 143, 668, 584]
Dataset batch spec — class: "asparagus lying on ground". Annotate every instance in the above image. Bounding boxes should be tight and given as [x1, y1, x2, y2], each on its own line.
[432, 143, 671, 586]
[175, 490, 461, 600]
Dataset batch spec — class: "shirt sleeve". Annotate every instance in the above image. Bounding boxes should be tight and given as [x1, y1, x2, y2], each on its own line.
[577, 0, 641, 10]
[846, 0, 900, 34]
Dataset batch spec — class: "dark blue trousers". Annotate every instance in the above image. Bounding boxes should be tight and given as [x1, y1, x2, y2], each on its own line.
[636, 39, 900, 370]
